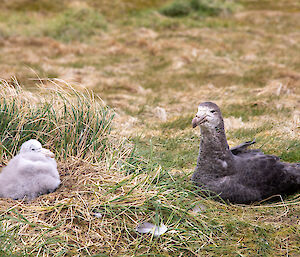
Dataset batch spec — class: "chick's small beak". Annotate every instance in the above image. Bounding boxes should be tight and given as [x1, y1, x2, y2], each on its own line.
[40, 148, 55, 158]
[192, 114, 207, 128]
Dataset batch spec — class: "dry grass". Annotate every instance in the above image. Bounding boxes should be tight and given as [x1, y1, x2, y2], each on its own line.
[0, 82, 299, 256]
[0, 0, 300, 256]
[0, 81, 152, 255]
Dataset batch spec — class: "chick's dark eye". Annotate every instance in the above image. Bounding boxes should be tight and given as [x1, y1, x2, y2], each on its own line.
[210, 110, 216, 113]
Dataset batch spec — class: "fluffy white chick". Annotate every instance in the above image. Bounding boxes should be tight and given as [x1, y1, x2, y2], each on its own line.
[0, 139, 60, 200]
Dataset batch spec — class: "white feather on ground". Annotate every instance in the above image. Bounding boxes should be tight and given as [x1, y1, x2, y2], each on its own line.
[136, 222, 168, 237]
[0, 139, 60, 200]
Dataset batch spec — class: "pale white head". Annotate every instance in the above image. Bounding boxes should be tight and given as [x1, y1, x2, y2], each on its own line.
[192, 102, 224, 130]
[20, 139, 55, 158]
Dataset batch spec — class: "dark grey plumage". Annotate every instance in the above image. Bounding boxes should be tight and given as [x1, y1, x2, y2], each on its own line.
[192, 102, 300, 204]
[0, 139, 60, 200]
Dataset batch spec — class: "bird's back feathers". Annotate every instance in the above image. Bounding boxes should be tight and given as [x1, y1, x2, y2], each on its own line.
[192, 102, 300, 204]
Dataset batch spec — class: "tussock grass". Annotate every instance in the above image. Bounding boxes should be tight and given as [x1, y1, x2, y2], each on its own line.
[160, 0, 239, 18]
[160, 1, 192, 17]
[0, 79, 113, 161]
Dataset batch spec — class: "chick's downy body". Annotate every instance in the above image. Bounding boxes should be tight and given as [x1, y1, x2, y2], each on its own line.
[0, 139, 60, 200]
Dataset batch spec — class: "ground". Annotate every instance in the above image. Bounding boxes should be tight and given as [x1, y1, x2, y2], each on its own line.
[0, 0, 299, 256]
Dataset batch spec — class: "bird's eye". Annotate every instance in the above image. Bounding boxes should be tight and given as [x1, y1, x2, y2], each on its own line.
[31, 148, 35, 151]
[210, 110, 216, 113]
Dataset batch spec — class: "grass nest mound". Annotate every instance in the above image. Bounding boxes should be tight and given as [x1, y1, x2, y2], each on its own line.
[0, 79, 149, 255]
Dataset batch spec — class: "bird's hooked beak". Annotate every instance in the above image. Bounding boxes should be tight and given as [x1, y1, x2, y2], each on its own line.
[192, 114, 207, 128]
[40, 148, 55, 158]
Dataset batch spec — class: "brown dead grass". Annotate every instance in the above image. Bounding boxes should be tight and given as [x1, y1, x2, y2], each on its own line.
[0, 162, 156, 255]
[0, 0, 299, 256]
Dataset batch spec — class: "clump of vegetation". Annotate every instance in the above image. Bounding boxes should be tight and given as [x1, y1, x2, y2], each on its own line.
[0, 79, 113, 161]
[160, 0, 238, 17]
[43, 8, 107, 42]
[160, 1, 192, 17]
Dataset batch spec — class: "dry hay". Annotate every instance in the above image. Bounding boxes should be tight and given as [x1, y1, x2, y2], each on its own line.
[0, 158, 156, 256]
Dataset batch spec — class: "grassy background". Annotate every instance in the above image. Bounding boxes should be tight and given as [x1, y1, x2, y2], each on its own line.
[0, 0, 299, 256]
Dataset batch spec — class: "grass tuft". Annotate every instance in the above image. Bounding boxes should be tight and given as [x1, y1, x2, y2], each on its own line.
[0, 79, 113, 161]
[160, 1, 192, 17]
[159, 0, 238, 18]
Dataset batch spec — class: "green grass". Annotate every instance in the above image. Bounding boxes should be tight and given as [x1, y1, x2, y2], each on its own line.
[228, 127, 300, 163]
[0, 219, 22, 256]
[279, 140, 300, 163]
[160, 1, 192, 17]
[241, 67, 276, 87]
[222, 102, 291, 121]
[0, 0, 240, 40]
[261, 138, 300, 163]
[161, 115, 194, 130]
[159, 0, 239, 18]
[0, 7, 106, 42]
[240, 0, 300, 11]
[0, 82, 299, 256]
[42, 8, 107, 42]
[229, 125, 273, 140]
[132, 132, 199, 170]
[0, 80, 113, 160]
[0, 209, 65, 256]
